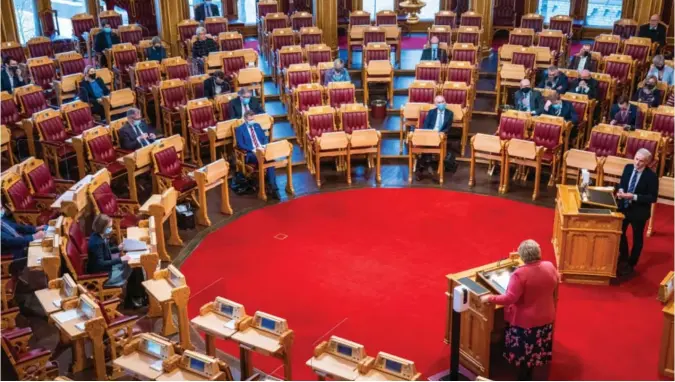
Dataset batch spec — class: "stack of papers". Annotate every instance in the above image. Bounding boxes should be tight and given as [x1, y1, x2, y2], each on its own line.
[52, 309, 80, 323]
[122, 238, 148, 252]
[490, 271, 511, 291]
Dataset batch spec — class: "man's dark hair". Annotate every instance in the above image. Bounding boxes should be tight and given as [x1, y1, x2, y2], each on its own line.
[617, 95, 629, 105]
[244, 110, 256, 118]
[212, 71, 225, 79]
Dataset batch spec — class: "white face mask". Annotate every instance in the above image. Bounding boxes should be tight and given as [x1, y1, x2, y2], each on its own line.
[0, 209, 4, 218]
[104, 226, 113, 236]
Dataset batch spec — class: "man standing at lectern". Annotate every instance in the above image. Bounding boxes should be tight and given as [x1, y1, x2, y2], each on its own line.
[615, 148, 658, 276]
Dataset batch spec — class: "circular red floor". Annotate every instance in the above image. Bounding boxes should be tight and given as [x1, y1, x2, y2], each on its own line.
[181, 188, 674, 380]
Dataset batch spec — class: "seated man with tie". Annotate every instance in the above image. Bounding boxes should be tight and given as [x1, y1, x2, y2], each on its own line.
[420, 36, 449, 64]
[1, 206, 46, 276]
[609, 96, 638, 130]
[538, 65, 568, 94]
[568, 44, 594, 72]
[543, 92, 578, 144]
[416, 95, 453, 181]
[228, 87, 265, 119]
[235, 110, 279, 199]
[615, 148, 658, 276]
[118, 108, 158, 151]
[513, 79, 544, 115]
[569, 70, 597, 100]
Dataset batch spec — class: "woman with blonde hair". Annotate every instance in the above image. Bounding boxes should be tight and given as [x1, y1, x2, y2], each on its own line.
[481, 239, 559, 380]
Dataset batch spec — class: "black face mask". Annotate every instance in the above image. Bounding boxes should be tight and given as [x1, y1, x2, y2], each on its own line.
[582, 51, 589, 57]
[646, 83, 656, 89]
[8, 66, 17, 72]
[89, 73, 97, 79]
[656, 65, 664, 70]
[521, 87, 531, 94]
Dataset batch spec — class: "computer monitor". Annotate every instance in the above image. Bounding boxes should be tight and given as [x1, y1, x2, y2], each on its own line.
[189, 356, 206, 373]
[62, 274, 77, 297]
[337, 343, 353, 357]
[80, 297, 95, 319]
[375, 352, 417, 380]
[146, 339, 162, 358]
[167, 265, 185, 288]
[214, 297, 244, 320]
[327, 336, 365, 362]
[261, 317, 275, 331]
[254, 312, 287, 335]
[385, 359, 402, 373]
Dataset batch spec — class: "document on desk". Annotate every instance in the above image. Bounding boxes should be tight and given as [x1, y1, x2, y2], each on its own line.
[52, 309, 80, 323]
[75, 322, 86, 331]
[490, 272, 511, 292]
[224, 320, 236, 330]
[126, 249, 150, 260]
[150, 360, 164, 371]
[52, 299, 62, 308]
[122, 238, 148, 252]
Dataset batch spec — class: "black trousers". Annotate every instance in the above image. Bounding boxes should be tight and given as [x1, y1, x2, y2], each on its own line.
[415, 154, 438, 173]
[619, 214, 648, 267]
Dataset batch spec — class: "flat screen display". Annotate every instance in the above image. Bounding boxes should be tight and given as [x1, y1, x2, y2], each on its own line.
[385, 359, 402, 373]
[146, 340, 162, 358]
[260, 317, 276, 331]
[219, 304, 234, 316]
[80, 300, 94, 319]
[336, 344, 353, 357]
[189, 357, 206, 373]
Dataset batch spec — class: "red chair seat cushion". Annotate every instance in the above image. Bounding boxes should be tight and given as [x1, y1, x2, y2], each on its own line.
[171, 176, 197, 193]
[105, 162, 126, 177]
[119, 214, 140, 229]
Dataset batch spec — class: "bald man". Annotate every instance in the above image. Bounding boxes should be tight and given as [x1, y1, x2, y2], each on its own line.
[417, 95, 453, 180]
[420, 36, 449, 63]
[568, 44, 595, 72]
[570, 69, 597, 100]
[513, 79, 544, 115]
[638, 14, 666, 49]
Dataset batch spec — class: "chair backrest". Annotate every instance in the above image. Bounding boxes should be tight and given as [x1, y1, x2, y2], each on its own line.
[55, 71, 83, 106]
[434, 11, 457, 26]
[317, 62, 334, 85]
[363, 26, 386, 45]
[39, 9, 58, 37]
[205, 17, 228, 36]
[71, 13, 96, 39]
[349, 10, 371, 26]
[88, 170, 119, 216]
[99, 10, 123, 29]
[520, 13, 543, 32]
[1, 171, 36, 212]
[151, 142, 186, 179]
[95, 68, 114, 91]
[111, 43, 138, 73]
[305, 105, 336, 138]
[299, 27, 323, 47]
[218, 31, 244, 51]
[34, 108, 67, 143]
[363, 43, 391, 64]
[592, 34, 621, 57]
[415, 61, 442, 83]
[306, 43, 331, 67]
[188, 74, 209, 99]
[118, 25, 143, 45]
[456, 26, 480, 45]
[83, 126, 116, 163]
[612, 19, 638, 39]
[277, 45, 304, 70]
[622, 37, 651, 63]
[446, 61, 474, 85]
[134, 61, 162, 88]
[177, 19, 200, 41]
[511, 50, 536, 70]
[451, 43, 478, 64]
[508, 28, 535, 47]
[603, 54, 633, 82]
[221, 53, 247, 77]
[460, 11, 482, 28]
[14, 85, 48, 116]
[339, 104, 369, 133]
[561, 93, 590, 123]
[376, 10, 397, 26]
[537, 30, 564, 52]
[408, 81, 437, 103]
[649, 106, 675, 139]
[0, 42, 26, 64]
[56, 51, 86, 76]
[61, 101, 95, 135]
[159, 79, 188, 110]
[427, 25, 452, 44]
[291, 11, 313, 30]
[214, 93, 238, 121]
[186, 98, 216, 131]
[549, 15, 572, 35]
[497, 110, 530, 140]
[1, 92, 20, 126]
[587, 124, 623, 157]
[441, 81, 470, 108]
[272, 28, 295, 51]
[264, 13, 289, 33]
[531, 115, 564, 150]
[27, 56, 56, 90]
[26, 36, 53, 58]
[327, 82, 356, 108]
[416, 104, 436, 129]
[286, 63, 313, 90]
[295, 83, 325, 112]
[161, 57, 190, 81]
[591, 72, 614, 104]
[258, 0, 279, 19]
[22, 157, 56, 196]
[623, 130, 662, 160]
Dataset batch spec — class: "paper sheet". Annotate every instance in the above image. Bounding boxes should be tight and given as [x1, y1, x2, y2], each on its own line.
[490, 271, 511, 291]
[122, 238, 148, 252]
[150, 360, 164, 371]
[224, 320, 236, 330]
[52, 299, 62, 308]
[126, 249, 149, 260]
[75, 322, 86, 331]
[52, 309, 80, 323]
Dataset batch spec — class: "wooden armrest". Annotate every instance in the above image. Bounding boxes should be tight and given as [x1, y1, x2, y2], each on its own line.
[41, 140, 65, 149]
[15, 348, 51, 365]
[13, 208, 42, 214]
[181, 163, 198, 170]
[109, 314, 140, 327]
[3, 327, 32, 340]
[78, 272, 110, 281]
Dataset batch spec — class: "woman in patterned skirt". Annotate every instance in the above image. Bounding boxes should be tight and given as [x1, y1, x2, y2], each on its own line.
[480, 240, 559, 380]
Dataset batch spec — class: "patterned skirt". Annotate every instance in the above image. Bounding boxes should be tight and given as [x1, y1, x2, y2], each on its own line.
[503, 323, 554, 368]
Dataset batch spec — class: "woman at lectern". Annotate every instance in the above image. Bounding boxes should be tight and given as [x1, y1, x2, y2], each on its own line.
[480, 240, 559, 380]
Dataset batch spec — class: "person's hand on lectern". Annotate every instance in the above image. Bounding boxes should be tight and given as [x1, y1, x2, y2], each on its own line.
[480, 294, 492, 304]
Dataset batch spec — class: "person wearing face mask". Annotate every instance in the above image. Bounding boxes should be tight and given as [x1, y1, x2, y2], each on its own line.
[192, 27, 219, 73]
[570, 69, 597, 100]
[0, 58, 26, 94]
[88, 214, 146, 308]
[633, 75, 661, 108]
[417, 95, 453, 180]
[146, 36, 167, 62]
[235, 110, 279, 199]
[229, 87, 264, 118]
[78, 66, 111, 120]
[646, 55, 674, 86]
[323, 58, 351, 84]
[543, 92, 578, 144]
[539, 65, 568, 94]
[195, 0, 220, 22]
[204, 71, 231, 99]
[513, 79, 544, 115]
[420, 36, 448, 63]
[94, 21, 120, 67]
[609, 96, 638, 130]
[568, 44, 595, 72]
[638, 14, 666, 51]
[119, 108, 158, 150]
[0, 206, 47, 275]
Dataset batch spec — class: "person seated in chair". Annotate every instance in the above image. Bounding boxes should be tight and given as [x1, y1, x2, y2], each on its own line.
[568, 44, 594, 71]
[192, 27, 219, 73]
[323, 58, 351, 84]
[204, 71, 231, 99]
[638, 14, 666, 52]
[539, 65, 568, 94]
[94, 20, 120, 68]
[146, 36, 167, 62]
[1, 205, 46, 276]
[647, 55, 674, 86]
[633, 75, 661, 108]
[543, 92, 578, 144]
[195, 0, 219, 22]
[513, 79, 544, 115]
[569, 69, 597, 100]
[235, 110, 279, 199]
[609, 96, 638, 130]
[79, 66, 110, 120]
[87, 214, 146, 309]
[118, 108, 158, 151]
[0, 58, 26, 94]
[416, 95, 453, 181]
[228, 87, 264, 119]
[420, 36, 448, 63]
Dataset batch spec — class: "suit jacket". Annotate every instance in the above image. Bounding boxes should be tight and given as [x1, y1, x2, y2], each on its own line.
[420, 47, 449, 64]
[633, 88, 662, 108]
[87, 233, 121, 274]
[568, 54, 595, 71]
[195, 2, 220, 21]
[228, 97, 265, 119]
[0, 69, 25, 94]
[609, 104, 638, 129]
[513, 89, 544, 115]
[203, 77, 232, 99]
[539, 72, 569, 94]
[569, 78, 598, 100]
[638, 24, 667, 47]
[544, 101, 578, 124]
[615, 164, 658, 221]
[78, 78, 110, 103]
[235, 122, 268, 153]
[421, 108, 453, 133]
[0, 217, 36, 259]
[94, 31, 120, 53]
[118, 121, 156, 151]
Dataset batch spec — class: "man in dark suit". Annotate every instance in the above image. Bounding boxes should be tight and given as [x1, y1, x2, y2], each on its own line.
[420, 36, 449, 64]
[614, 148, 659, 276]
[568, 44, 595, 72]
[513, 79, 544, 115]
[0, 59, 25, 94]
[539, 65, 568, 94]
[118, 108, 158, 151]
[609, 96, 638, 130]
[195, 0, 220, 22]
[228, 87, 265, 119]
[638, 14, 667, 51]
[94, 21, 120, 68]
[416, 95, 453, 181]
[1, 207, 45, 275]
[204, 71, 231, 99]
[542, 92, 578, 124]
[569, 69, 598, 100]
[235, 110, 278, 199]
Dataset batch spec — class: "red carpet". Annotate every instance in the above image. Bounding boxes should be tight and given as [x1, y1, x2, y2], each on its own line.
[181, 188, 674, 380]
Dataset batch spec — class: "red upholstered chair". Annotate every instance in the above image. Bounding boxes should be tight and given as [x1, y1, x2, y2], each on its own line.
[21, 156, 74, 202]
[284, 63, 314, 117]
[622, 37, 651, 71]
[87, 169, 140, 239]
[537, 30, 565, 64]
[82, 126, 128, 181]
[294, 83, 325, 145]
[133, 61, 162, 125]
[306, 44, 331, 68]
[434, 11, 457, 26]
[416, 104, 435, 130]
[291, 11, 313, 30]
[339, 103, 369, 133]
[415, 61, 443, 83]
[561, 93, 593, 149]
[512, 50, 536, 73]
[177, 19, 199, 59]
[427, 25, 452, 46]
[623, 129, 662, 165]
[188, 74, 209, 99]
[442, 81, 471, 110]
[300, 27, 323, 47]
[159, 79, 189, 137]
[530, 115, 566, 185]
[70, 13, 96, 53]
[118, 25, 143, 45]
[99, 10, 123, 29]
[585, 124, 624, 157]
[275, 45, 304, 90]
[185, 98, 217, 166]
[110, 43, 138, 88]
[376, 10, 397, 25]
[219, 31, 244, 51]
[613, 19, 638, 39]
[39, 9, 59, 37]
[0, 42, 26, 64]
[520, 13, 543, 32]
[14, 85, 49, 120]
[205, 17, 228, 36]
[1, 92, 22, 138]
[214, 92, 237, 122]
[0, 171, 59, 226]
[151, 142, 198, 204]
[549, 15, 573, 39]
[55, 51, 86, 76]
[508, 28, 535, 47]
[592, 34, 621, 57]
[263, 13, 290, 62]
[447, 61, 475, 85]
[162, 57, 190, 81]
[591, 73, 615, 120]
[33, 108, 76, 178]
[27, 57, 56, 96]
[457, 26, 480, 47]
[1, 325, 58, 380]
[304, 105, 338, 174]
[221, 52, 247, 81]
[451, 43, 478, 64]
[61, 101, 97, 136]
[649, 106, 674, 175]
[327, 82, 356, 109]
[408, 80, 437, 104]
[349, 10, 371, 26]
[26, 37, 53, 58]
[317, 62, 334, 86]
[603, 55, 634, 97]
[363, 26, 386, 45]
[460, 11, 482, 28]
[496, 110, 531, 141]
[493, 0, 516, 28]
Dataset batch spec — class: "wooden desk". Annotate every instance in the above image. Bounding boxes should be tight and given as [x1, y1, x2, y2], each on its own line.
[305, 353, 361, 380]
[27, 242, 60, 281]
[143, 278, 173, 303]
[157, 368, 206, 381]
[114, 351, 166, 380]
[35, 288, 67, 315]
[231, 325, 292, 380]
[356, 370, 405, 381]
[52, 308, 89, 373]
[660, 300, 674, 378]
[495, 64, 526, 113]
[121, 143, 157, 203]
[191, 313, 237, 356]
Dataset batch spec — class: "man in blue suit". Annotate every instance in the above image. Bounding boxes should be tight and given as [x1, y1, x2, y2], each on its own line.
[417, 95, 454, 181]
[1, 206, 46, 275]
[538, 65, 568, 94]
[235, 110, 279, 199]
[543, 92, 578, 145]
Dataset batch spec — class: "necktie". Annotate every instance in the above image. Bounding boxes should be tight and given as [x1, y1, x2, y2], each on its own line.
[625, 170, 639, 208]
[249, 125, 261, 149]
[205, 3, 211, 17]
[1, 220, 19, 237]
[434, 111, 444, 131]
[620, 110, 628, 122]
[133, 123, 149, 146]
[432, 49, 437, 60]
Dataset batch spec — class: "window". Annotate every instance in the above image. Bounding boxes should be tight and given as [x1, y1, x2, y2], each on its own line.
[54, 0, 87, 38]
[537, 0, 571, 24]
[239, 0, 256, 25]
[13, 0, 39, 43]
[584, 0, 622, 27]
[418, 0, 441, 21]
[362, 0, 395, 20]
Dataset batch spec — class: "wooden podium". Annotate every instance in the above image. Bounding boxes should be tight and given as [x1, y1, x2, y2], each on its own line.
[552, 185, 624, 285]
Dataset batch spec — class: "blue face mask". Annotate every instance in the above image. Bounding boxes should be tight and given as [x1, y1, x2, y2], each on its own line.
[247, 120, 255, 126]
[431, 43, 439, 50]
[104, 226, 113, 236]
[103, 27, 112, 33]
[0, 209, 4, 218]
[552, 103, 561, 110]
[133, 119, 142, 127]
[242, 97, 251, 105]
[437, 103, 446, 111]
